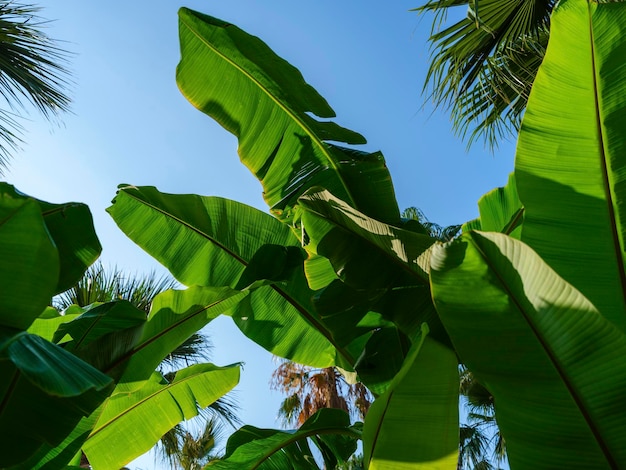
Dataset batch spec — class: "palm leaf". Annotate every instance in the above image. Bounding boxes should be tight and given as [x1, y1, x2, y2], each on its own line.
[416, 0, 553, 147]
[430, 231, 626, 468]
[176, 8, 399, 225]
[0, 3, 72, 169]
[514, 0, 626, 331]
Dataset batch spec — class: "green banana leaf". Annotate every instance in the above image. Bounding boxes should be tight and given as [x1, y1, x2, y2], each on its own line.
[114, 285, 246, 388]
[27, 306, 82, 342]
[0, 183, 101, 294]
[514, 0, 626, 331]
[298, 188, 447, 343]
[10, 414, 98, 470]
[108, 186, 351, 368]
[51, 301, 147, 380]
[213, 408, 361, 469]
[462, 172, 523, 237]
[0, 191, 58, 330]
[176, 8, 399, 225]
[82, 363, 240, 470]
[430, 231, 626, 469]
[0, 332, 112, 468]
[362, 324, 459, 469]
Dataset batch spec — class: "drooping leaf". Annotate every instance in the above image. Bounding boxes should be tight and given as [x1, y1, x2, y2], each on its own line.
[82, 363, 240, 470]
[0, 189, 58, 330]
[214, 408, 361, 469]
[176, 8, 399, 225]
[430, 231, 626, 468]
[462, 172, 523, 238]
[52, 301, 146, 379]
[362, 324, 459, 469]
[0, 331, 112, 468]
[0, 183, 101, 294]
[515, 0, 626, 331]
[108, 186, 351, 368]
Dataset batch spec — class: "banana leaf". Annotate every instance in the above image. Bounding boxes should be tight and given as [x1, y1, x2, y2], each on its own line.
[114, 285, 246, 388]
[108, 186, 352, 368]
[0, 191, 58, 330]
[176, 8, 399, 225]
[213, 408, 361, 469]
[82, 363, 240, 470]
[27, 306, 82, 342]
[298, 188, 448, 344]
[515, 0, 626, 331]
[0, 183, 101, 294]
[430, 231, 626, 468]
[0, 332, 112, 468]
[362, 324, 459, 469]
[462, 172, 523, 237]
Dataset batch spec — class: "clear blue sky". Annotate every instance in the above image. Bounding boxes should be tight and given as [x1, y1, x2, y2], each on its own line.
[8, 1, 516, 468]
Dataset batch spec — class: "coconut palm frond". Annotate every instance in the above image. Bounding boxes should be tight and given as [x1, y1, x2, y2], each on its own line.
[415, 0, 555, 149]
[0, 2, 73, 170]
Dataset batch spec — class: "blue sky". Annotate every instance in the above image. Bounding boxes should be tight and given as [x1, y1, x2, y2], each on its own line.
[8, 1, 516, 467]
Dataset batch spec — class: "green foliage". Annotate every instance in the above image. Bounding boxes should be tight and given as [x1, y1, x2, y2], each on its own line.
[7, 0, 626, 468]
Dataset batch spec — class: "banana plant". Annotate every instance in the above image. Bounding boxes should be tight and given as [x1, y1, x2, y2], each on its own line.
[103, 0, 626, 468]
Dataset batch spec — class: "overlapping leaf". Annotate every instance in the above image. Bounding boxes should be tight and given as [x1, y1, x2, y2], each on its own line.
[108, 186, 351, 368]
[430, 231, 626, 469]
[176, 8, 399, 225]
[0, 332, 112, 467]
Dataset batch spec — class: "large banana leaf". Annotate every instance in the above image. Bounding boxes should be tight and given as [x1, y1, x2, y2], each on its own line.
[430, 231, 626, 469]
[108, 186, 352, 368]
[362, 324, 458, 469]
[0, 332, 112, 467]
[213, 408, 361, 469]
[27, 306, 82, 342]
[176, 8, 399, 225]
[82, 363, 240, 470]
[515, 0, 626, 331]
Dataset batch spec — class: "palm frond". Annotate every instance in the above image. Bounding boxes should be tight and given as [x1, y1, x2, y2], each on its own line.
[0, 2, 72, 170]
[415, 0, 554, 148]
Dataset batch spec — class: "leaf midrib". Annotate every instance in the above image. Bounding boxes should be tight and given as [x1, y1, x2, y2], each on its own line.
[87, 366, 236, 440]
[471, 232, 617, 468]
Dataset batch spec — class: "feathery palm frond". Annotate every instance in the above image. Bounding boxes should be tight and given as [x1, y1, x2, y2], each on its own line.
[0, 2, 72, 170]
[415, 0, 554, 148]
